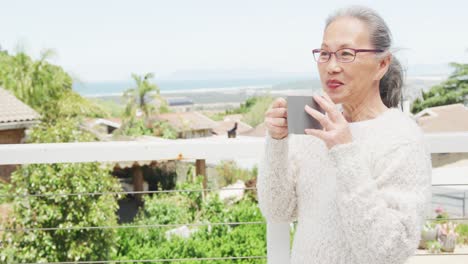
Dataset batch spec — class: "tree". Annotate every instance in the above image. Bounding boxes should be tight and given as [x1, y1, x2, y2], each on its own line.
[0, 50, 107, 121]
[117, 73, 170, 137]
[123, 73, 168, 119]
[411, 63, 468, 114]
[0, 119, 122, 263]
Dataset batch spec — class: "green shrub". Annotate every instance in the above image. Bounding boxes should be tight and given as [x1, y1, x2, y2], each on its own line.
[456, 223, 468, 245]
[411, 63, 468, 114]
[152, 121, 178, 139]
[215, 161, 257, 187]
[0, 120, 122, 263]
[115, 182, 266, 263]
[241, 96, 274, 127]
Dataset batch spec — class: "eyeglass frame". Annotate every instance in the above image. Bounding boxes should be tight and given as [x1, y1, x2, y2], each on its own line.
[312, 48, 384, 63]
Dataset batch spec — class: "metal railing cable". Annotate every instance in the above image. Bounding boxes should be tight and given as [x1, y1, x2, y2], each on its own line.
[0, 183, 463, 200]
[414, 253, 468, 256]
[0, 221, 266, 233]
[0, 187, 257, 199]
[20, 256, 267, 264]
[432, 184, 468, 187]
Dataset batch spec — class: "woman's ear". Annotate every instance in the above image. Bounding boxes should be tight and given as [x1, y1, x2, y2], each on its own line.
[375, 54, 392, 81]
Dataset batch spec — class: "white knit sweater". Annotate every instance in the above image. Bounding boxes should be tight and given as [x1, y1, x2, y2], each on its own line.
[258, 108, 432, 264]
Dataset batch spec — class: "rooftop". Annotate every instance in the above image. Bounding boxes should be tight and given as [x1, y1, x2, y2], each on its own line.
[0, 87, 40, 130]
[415, 104, 468, 133]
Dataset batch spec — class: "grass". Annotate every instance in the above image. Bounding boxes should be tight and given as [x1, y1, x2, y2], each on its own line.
[456, 223, 468, 245]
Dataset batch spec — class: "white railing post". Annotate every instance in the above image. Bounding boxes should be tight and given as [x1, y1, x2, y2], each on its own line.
[267, 222, 290, 264]
[464, 191, 468, 217]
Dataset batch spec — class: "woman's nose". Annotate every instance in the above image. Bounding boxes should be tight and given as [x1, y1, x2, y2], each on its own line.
[326, 55, 342, 74]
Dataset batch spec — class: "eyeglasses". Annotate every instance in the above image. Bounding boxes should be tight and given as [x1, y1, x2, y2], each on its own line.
[312, 48, 384, 63]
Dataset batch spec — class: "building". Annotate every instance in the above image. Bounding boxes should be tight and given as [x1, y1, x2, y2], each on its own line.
[165, 97, 195, 112]
[240, 122, 267, 137]
[212, 118, 252, 138]
[0, 87, 40, 181]
[150, 112, 218, 139]
[414, 103, 468, 133]
[414, 103, 468, 168]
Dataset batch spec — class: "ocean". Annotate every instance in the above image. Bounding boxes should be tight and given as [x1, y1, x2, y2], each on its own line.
[72, 76, 443, 107]
[73, 77, 314, 98]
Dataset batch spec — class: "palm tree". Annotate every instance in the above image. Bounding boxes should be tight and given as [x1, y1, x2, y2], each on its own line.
[123, 73, 166, 119]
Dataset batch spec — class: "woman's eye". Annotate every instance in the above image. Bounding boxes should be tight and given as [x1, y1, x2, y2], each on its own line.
[339, 51, 354, 57]
[320, 51, 329, 56]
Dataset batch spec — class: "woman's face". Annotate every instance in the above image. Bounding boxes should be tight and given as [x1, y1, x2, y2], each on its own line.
[318, 16, 387, 105]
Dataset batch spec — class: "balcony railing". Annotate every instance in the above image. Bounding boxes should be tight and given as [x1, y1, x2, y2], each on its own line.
[0, 132, 467, 264]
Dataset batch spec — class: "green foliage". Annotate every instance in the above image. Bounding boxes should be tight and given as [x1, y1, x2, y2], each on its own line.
[426, 240, 442, 254]
[0, 181, 9, 204]
[225, 97, 261, 116]
[115, 184, 266, 263]
[0, 119, 122, 263]
[152, 121, 178, 139]
[0, 50, 107, 121]
[241, 96, 274, 127]
[208, 96, 273, 126]
[123, 73, 167, 118]
[114, 119, 178, 139]
[456, 223, 468, 245]
[89, 98, 125, 118]
[215, 161, 257, 187]
[411, 63, 468, 113]
[119, 73, 172, 137]
[114, 118, 153, 137]
[176, 176, 205, 219]
[56, 91, 109, 119]
[28, 118, 97, 143]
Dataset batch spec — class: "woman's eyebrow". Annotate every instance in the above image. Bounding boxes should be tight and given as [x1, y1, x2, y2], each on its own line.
[321, 43, 353, 49]
[339, 43, 353, 48]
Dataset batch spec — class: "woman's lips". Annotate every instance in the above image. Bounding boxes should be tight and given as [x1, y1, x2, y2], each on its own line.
[326, 80, 344, 89]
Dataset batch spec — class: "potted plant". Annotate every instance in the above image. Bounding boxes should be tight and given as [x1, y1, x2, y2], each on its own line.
[435, 206, 449, 223]
[426, 240, 442, 254]
[419, 221, 439, 249]
[438, 222, 459, 253]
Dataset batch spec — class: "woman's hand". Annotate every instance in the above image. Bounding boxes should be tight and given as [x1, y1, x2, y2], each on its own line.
[265, 97, 288, 140]
[304, 93, 352, 149]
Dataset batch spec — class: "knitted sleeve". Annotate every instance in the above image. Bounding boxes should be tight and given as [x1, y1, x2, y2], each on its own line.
[257, 134, 299, 223]
[329, 137, 432, 264]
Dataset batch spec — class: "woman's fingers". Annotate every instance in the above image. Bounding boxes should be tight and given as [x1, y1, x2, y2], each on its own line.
[321, 93, 347, 122]
[313, 94, 341, 122]
[265, 107, 287, 118]
[321, 92, 334, 104]
[304, 104, 333, 130]
[304, 128, 328, 141]
[265, 97, 289, 139]
[266, 117, 287, 127]
[271, 97, 287, 109]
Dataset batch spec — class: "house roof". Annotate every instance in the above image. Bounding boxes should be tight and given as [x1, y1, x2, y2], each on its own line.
[150, 112, 218, 132]
[239, 122, 267, 137]
[0, 87, 40, 130]
[84, 118, 122, 129]
[212, 120, 252, 136]
[415, 104, 468, 133]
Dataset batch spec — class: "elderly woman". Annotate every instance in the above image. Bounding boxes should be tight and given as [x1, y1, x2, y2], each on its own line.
[258, 6, 432, 264]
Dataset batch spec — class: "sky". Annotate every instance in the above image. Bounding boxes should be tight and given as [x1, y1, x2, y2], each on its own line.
[1, 0, 468, 82]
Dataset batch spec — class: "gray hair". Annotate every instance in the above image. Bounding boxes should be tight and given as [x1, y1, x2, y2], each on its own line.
[325, 6, 404, 108]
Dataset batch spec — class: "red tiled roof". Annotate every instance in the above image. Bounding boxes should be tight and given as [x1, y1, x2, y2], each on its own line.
[0, 87, 40, 124]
